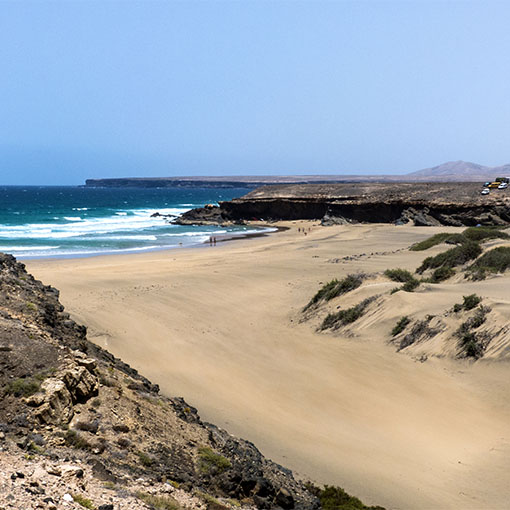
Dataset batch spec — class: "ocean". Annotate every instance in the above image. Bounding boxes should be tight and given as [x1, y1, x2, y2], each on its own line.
[0, 186, 268, 259]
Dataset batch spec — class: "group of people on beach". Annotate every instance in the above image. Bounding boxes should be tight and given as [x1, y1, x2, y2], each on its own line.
[209, 236, 217, 245]
[297, 227, 311, 235]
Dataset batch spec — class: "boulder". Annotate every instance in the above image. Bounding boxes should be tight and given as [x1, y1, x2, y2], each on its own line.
[27, 378, 73, 425]
[61, 365, 98, 403]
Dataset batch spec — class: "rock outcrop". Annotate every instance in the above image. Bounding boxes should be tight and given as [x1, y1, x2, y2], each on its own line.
[176, 182, 510, 227]
[0, 253, 326, 510]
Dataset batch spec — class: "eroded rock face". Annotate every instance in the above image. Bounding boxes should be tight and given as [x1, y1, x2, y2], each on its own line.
[61, 365, 98, 403]
[0, 253, 322, 509]
[26, 362, 99, 425]
[177, 182, 510, 227]
[27, 378, 74, 424]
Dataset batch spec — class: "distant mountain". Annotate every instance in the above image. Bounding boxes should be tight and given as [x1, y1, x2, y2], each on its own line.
[85, 160, 510, 188]
[406, 160, 510, 181]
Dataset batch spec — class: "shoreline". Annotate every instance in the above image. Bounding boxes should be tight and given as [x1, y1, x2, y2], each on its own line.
[15, 223, 281, 261]
[26, 221, 510, 509]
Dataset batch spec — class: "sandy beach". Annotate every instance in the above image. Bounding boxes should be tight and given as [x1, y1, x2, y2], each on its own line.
[27, 222, 510, 510]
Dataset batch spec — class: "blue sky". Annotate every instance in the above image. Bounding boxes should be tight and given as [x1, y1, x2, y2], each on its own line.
[1, 0, 510, 185]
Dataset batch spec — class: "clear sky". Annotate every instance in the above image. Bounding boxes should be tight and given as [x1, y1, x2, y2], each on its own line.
[1, 0, 510, 185]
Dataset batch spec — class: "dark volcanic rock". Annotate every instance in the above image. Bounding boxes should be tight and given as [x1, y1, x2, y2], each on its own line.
[179, 182, 510, 227]
[0, 252, 322, 510]
[173, 205, 237, 226]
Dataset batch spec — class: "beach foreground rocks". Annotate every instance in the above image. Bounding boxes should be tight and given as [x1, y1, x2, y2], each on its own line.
[0, 253, 324, 509]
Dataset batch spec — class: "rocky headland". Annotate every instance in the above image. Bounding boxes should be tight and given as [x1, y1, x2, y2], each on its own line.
[174, 182, 510, 227]
[0, 253, 383, 510]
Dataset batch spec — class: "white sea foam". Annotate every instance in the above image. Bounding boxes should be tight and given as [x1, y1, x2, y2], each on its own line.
[63, 216, 82, 221]
[0, 245, 60, 251]
[0, 212, 177, 240]
[97, 235, 158, 241]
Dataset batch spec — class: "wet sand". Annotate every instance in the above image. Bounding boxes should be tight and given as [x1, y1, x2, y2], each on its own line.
[27, 222, 510, 510]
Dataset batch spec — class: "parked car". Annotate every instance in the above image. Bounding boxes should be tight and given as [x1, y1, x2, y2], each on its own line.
[498, 182, 508, 189]
[481, 188, 490, 195]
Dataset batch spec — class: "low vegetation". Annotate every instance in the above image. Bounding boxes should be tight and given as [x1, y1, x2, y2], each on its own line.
[306, 484, 385, 510]
[135, 492, 180, 510]
[398, 318, 438, 351]
[427, 266, 455, 283]
[384, 268, 414, 282]
[321, 297, 375, 330]
[385, 269, 420, 293]
[64, 429, 92, 450]
[416, 240, 482, 274]
[391, 316, 410, 336]
[5, 377, 41, 398]
[410, 233, 454, 251]
[462, 226, 509, 242]
[468, 247, 510, 279]
[455, 305, 491, 359]
[410, 226, 509, 252]
[304, 274, 364, 310]
[401, 278, 420, 292]
[197, 446, 231, 474]
[411, 227, 510, 281]
[453, 294, 482, 312]
[72, 494, 96, 510]
[4, 369, 54, 397]
[137, 451, 155, 467]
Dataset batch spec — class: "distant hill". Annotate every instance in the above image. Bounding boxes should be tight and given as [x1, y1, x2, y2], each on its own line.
[85, 160, 510, 188]
[406, 160, 510, 182]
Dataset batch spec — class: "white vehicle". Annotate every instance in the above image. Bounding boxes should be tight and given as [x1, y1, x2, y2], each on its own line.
[481, 188, 490, 195]
[498, 182, 508, 189]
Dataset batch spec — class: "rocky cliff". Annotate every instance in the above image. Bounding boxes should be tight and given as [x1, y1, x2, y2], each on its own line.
[174, 183, 510, 227]
[0, 253, 330, 510]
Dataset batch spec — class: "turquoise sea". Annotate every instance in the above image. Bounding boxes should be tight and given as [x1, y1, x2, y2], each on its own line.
[0, 186, 267, 259]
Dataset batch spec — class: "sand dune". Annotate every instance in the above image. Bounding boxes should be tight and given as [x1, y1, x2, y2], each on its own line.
[27, 223, 510, 510]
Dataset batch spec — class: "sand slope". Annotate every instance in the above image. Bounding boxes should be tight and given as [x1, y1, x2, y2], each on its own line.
[27, 223, 510, 510]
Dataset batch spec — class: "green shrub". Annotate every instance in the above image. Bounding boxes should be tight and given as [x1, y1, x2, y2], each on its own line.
[470, 268, 487, 281]
[391, 316, 410, 336]
[384, 268, 414, 282]
[469, 247, 510, 275]
[454, 305, 491, 359]
[385, 269, 420, 292]
[462, 226, 509, 242]
[135, 492, 180, 510]
[463, 294, 482, 310]
[5, 377, 40, 397]
[321, 297, 375, 330]
[411, 227, 508, 253]
[409, 233, 453, 251]
[398, 318, 438, 351]
[429, 266, 455, 283]
[318, 485, 385, 510]
[72, 494, 96, 510]
[305, 274, 364, 310]
[197, 446, 231, 474]
[137, 451, 155, 467]
[65, 430, 92, 450]
[471, 306, 490, 328]
[401, 278, 420, 292]
[416, 240, 482, 273]
[444, 233, 468, 245]
[463, 339, 484, 358]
